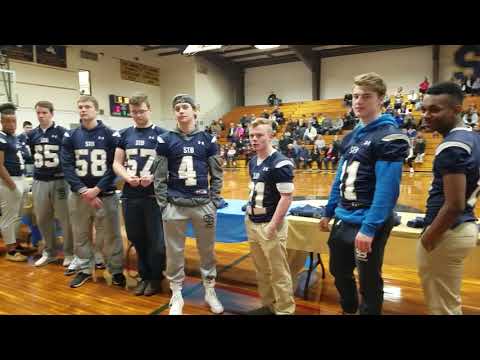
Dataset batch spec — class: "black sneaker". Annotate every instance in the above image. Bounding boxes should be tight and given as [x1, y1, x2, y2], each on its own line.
[64, 267, 77, 276]
[70, 272, 92, 288]
[112, 273, 126, 287]
[95, 262, 106, 270]
[134, 280, 148, 296]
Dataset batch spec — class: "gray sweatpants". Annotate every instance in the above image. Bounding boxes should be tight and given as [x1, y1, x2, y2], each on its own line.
[32, 179, 73, 257]
[0, 176, 27, 245]
[162, 202, 217, 286]
[68, 192, 124, 275]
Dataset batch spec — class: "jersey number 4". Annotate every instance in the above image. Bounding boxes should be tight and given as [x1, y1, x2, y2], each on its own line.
[178, 156, 197, 186]
[74, 149, 107, 177]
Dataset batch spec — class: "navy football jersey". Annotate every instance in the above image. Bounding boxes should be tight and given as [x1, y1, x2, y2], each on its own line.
[17, 132, 33, 164]
[118, 124, 166, 198]
[425, 127, 480, 227]
[247, 150, 295, 223]
[156, 130, 217, 199]
[61, 120, 119, 194]
[0, 131, 24, 176]
[27, 123, 67, 181]
[338, 123, 409, 210]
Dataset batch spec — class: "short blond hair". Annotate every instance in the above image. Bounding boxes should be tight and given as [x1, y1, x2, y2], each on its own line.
[250, 118, 273, 132]
[353, 72, 387, 98]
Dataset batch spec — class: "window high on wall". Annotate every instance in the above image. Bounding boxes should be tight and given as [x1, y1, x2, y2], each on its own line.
[78, 70, 91, 95]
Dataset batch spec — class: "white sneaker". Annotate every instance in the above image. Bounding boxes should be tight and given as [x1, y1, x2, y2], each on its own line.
[204, 287, 224, 314]
[409, 168, 414, 174]
[169, 292, 184, 315]
[62, 256, 74, 267]
[34, 252, 57, 267]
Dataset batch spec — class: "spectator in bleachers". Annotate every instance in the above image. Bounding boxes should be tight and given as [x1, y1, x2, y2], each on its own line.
[271, 105, 284, 123]
[472, 77, 480, 96]
[322, 143, 338, 171]
[205, 125, 213, 135]
[413, 131, 426, 164]
[320, 116, 333, 135]
[309, 146, 323, 171]
[394, 87, 404, 110]
[408, 90, 419, 106]
[462, 105, 478, 128]
[210, 120, 222, 135]
[261, 109, 269, 119]
[299, 114, 307, 127]
[295, 142, 310, 170]
[303, 123, 317, 144]
[383, 94, 391, 109]
[279, 134, 292, 155]
[227, 122, 236, 142]
[240, 114, 250, 129]
[331, 116, 344, 135]
[249, 113, 256, 124]
[332, 134, 341, 154]
[267, 91, 279, 106]
[226, 143, 237, 168]
[234, 123, 245, 141]
[308, 113, 317, 126]
[221, 145, 228, 166]
[344, 93, 353, 107]
[419, 77, 430, 94]
[314, 134, 326, 151]
[342, 111, 356, 130]
[285, 143, 297, 163]
[244, 144, 255, 164]
[294, 123, 306, 141]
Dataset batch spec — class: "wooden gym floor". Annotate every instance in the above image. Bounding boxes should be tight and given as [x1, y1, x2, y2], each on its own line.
[1, 169, 480, 315]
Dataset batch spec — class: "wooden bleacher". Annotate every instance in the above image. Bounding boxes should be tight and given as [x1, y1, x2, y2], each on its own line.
[217, 96, 480, 173]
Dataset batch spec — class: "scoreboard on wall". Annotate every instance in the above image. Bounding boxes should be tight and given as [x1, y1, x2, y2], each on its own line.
[109, 95, 131, 117]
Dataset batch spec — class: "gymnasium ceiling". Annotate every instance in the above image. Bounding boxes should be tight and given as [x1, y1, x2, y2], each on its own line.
[136, 45, 419, 70]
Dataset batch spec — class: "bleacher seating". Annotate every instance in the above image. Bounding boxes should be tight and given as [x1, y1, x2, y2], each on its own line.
[217, 96, 480, 173]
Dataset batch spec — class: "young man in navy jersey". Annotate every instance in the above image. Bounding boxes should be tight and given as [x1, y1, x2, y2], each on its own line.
[245, 118, 296, 315]
[113, 94, 166, 296]
[0, 103, 28, 262]
[154, 94, 224, 315]
[27, 101, 74, 268]
[319, 73, 409, 315]
[61, 95, 125, 288]
[417, 82, 479, 315]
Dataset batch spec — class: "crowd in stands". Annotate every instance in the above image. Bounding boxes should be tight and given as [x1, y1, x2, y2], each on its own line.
[210, 76, 480, 173]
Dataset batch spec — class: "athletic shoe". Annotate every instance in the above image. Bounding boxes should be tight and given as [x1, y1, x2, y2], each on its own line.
[112, 273, 126, 287]
[64, 256, 81, 276]
[34, 252, 57, 267]
[144, 280, 161, 297]
[70, 272, 92, 288]
[204, 284, 224, 314]
[95, 262, 106, 270]
[410, 167, 414, 174]
[5, 251, 28, 262]
[169, 292, 184, 315]
[62, 256, 74, 267]
[134, 280, 148, 296]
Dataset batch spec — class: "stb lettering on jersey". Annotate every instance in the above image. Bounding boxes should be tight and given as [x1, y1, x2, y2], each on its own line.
[183, 147, 194, 154]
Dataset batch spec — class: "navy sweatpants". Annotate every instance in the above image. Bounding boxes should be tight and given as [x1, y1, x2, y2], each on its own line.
[327, 214, 394, 315]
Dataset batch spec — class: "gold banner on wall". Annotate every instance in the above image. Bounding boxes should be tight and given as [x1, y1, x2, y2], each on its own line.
[120, 59, 160, 86]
